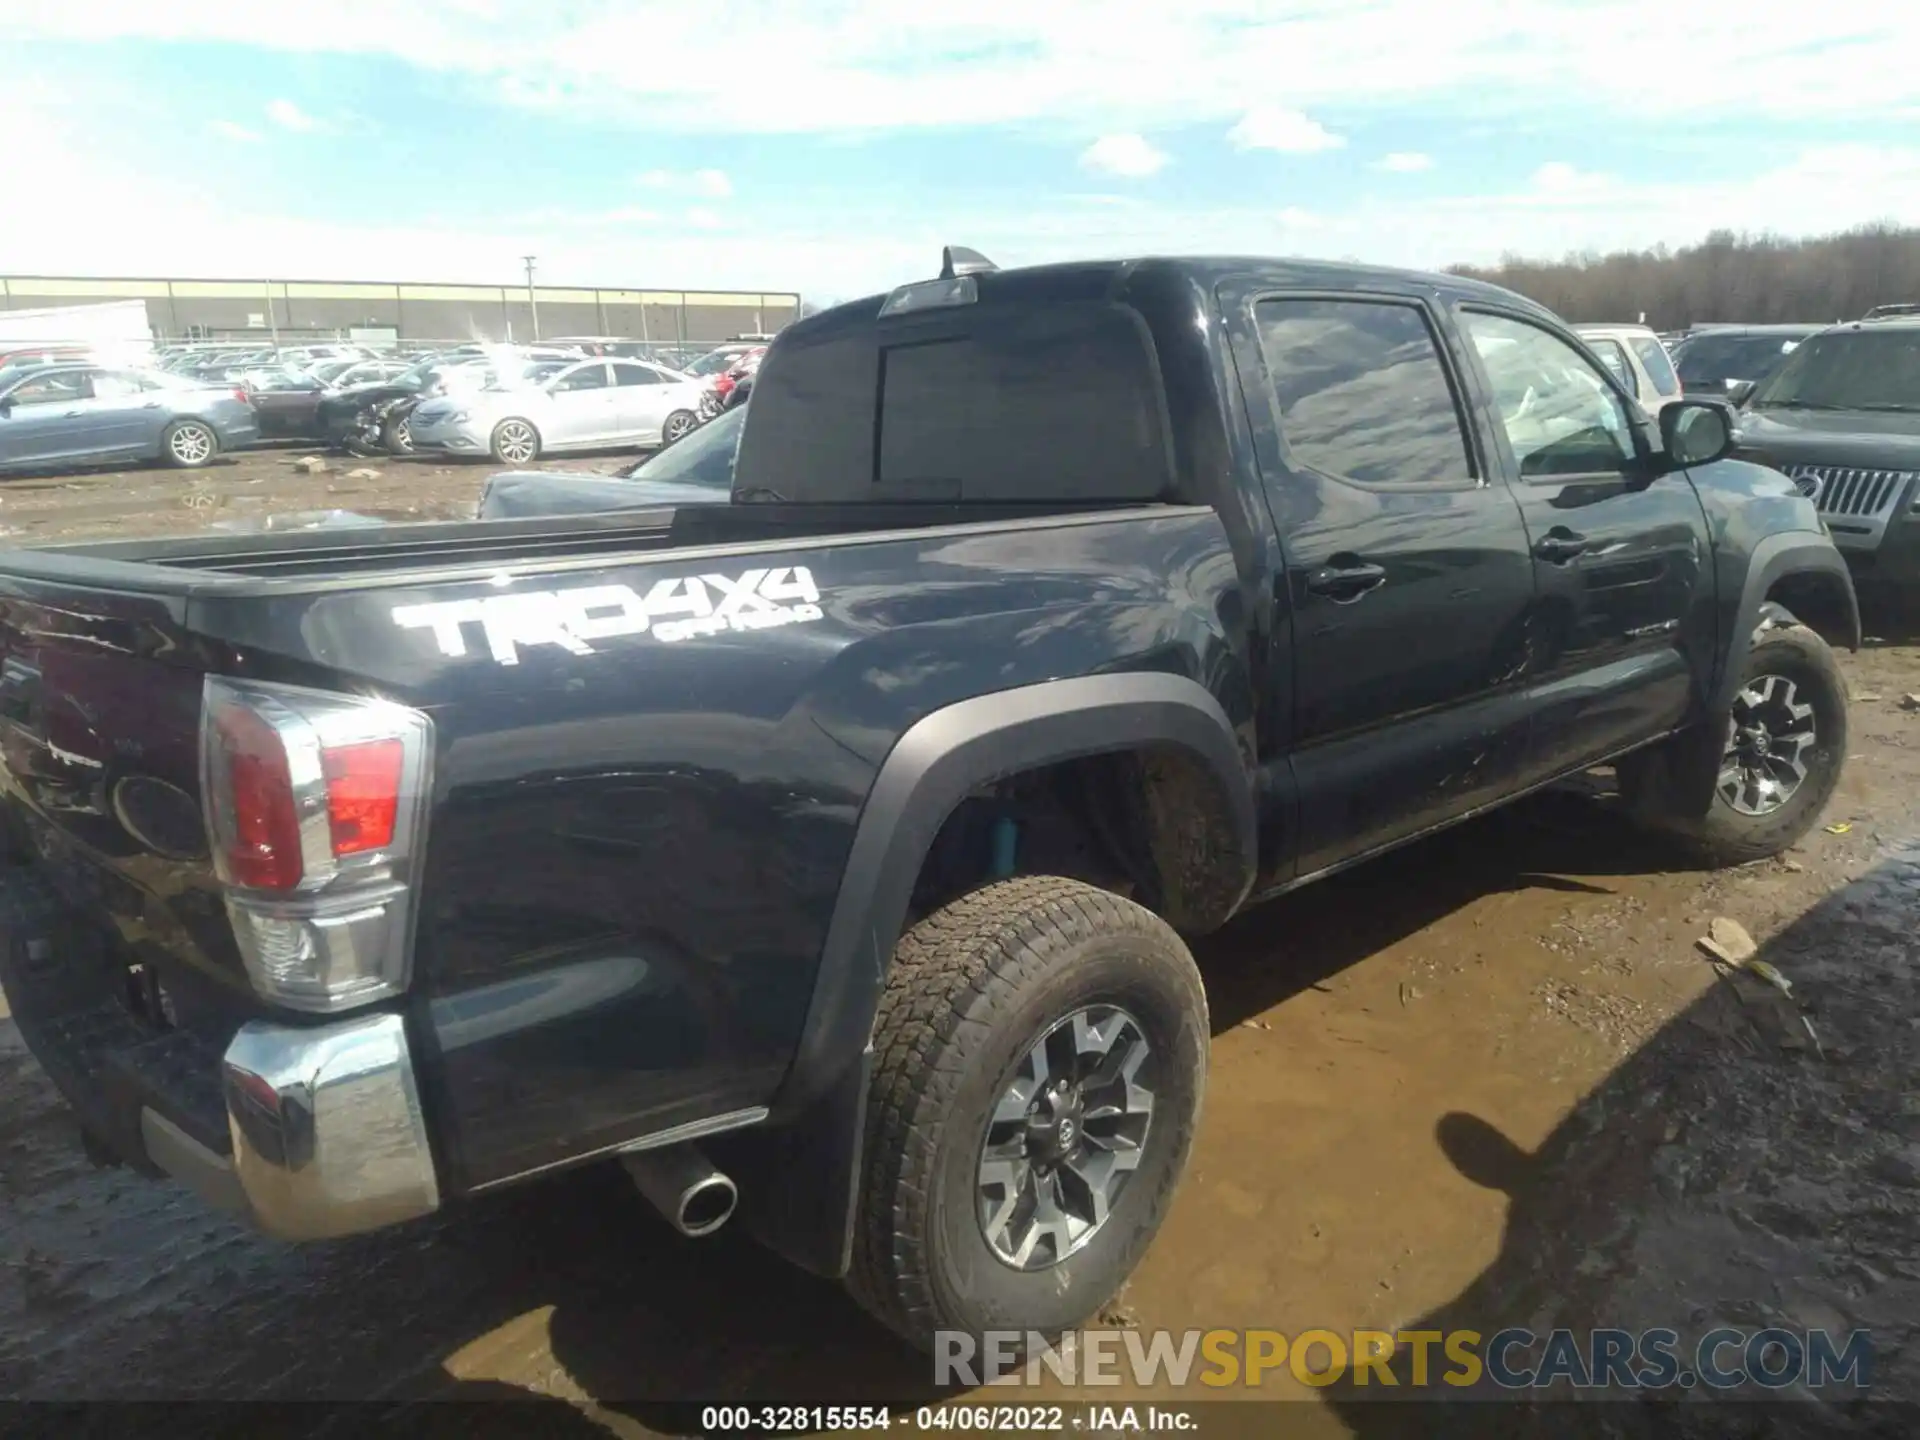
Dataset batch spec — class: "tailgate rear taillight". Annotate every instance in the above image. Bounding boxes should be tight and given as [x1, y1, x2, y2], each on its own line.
[200, 677, 433, 1013]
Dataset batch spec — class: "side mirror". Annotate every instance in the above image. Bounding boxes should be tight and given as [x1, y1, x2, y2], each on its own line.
[1725, 379, 1756, 407]
[1659, 399, 1735, 471]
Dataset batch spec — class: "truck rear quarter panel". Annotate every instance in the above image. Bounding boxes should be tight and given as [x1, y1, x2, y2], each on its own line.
[174, 508, 1248, 1193]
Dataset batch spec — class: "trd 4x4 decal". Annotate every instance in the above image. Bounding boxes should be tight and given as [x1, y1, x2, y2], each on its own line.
[392, 566, 824, 665]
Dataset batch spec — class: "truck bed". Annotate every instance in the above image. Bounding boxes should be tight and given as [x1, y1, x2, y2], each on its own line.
[0, 491, 1235, 1203]
[0, 499, 1134, 593]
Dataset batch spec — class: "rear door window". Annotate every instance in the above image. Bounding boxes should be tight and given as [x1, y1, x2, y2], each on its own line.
[1630, 336, 1681, 397]
[91, 372, 146, 400]
[553, 362, 611, 392]
[1252, 297, 1476, 487]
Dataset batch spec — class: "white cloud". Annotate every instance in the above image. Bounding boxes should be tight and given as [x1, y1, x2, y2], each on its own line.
[1529, 161, 1614, 197]
[211, 119, 262, 143]
[685, 207, 725, 230]
[1227, 107, 1343, 154]
[265, 98, 321, 133]
[12, 1, 1906, 135]
[4, 141, 1920, 308]
[638, 168, 734, 197]
[525, 204, 662, 227]
[1377, 151, 1433, 172]
[1080, 133, 1167, 178]
[6, 14, 1920, 307]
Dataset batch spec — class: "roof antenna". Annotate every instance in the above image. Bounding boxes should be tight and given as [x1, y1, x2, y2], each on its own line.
[940, 246, 998, 280]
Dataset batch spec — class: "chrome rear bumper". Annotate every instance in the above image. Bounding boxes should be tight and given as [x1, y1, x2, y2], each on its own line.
[145, 1011, 440, 1241]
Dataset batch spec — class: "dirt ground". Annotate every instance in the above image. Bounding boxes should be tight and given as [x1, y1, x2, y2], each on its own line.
[0, 456, 1915, 1435]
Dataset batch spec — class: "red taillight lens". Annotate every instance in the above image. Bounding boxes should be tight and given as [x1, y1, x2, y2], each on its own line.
[323, 738, 403, 855]
[200, 676, 432, 1012]
[212, 704, 305, 891]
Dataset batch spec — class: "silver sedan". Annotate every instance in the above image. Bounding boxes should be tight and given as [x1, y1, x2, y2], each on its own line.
[0, 365, 258, 473]
[408, 358, 707, 463]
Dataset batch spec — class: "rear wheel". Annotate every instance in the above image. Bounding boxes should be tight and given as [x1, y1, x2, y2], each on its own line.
[162, 419, 217, 469]
[1620, 620, 1847, 865]
[662, 409, 696, 445]
[848, 876, 1207, 1353]
[489, 418, 540, 466]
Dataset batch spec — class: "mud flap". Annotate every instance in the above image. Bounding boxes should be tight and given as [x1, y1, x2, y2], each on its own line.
[711, 1048, 870, 1280]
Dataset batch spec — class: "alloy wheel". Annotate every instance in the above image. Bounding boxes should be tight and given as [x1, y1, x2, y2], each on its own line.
[977, 1005, 1155, 1271]
[169, 423, 213, 465]
[495, 421, 537, 464]
[1718, 673, 1818, 816]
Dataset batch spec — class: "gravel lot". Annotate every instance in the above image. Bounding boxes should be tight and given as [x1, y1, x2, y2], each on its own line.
[0, 455, 1914, 1436]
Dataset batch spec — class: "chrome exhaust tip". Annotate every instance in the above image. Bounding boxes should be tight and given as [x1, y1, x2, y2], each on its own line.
[621, 1144, 738, 1238]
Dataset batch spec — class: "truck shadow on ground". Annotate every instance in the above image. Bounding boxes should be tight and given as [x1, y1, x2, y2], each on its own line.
[1303, 847, 1918, 1440]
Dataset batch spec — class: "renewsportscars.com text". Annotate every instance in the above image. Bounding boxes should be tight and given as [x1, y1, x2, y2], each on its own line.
[936, 1326, 1874, 1392]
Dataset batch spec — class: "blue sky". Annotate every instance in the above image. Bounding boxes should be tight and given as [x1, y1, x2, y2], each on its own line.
[3, 2, 1918, 302]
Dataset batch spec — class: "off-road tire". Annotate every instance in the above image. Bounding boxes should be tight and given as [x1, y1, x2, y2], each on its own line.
[848, 876, 1208, 1353]
[1620, 621, 1847, 865]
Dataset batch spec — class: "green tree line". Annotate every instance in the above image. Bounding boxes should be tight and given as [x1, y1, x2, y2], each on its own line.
[1449, 223, 1920, 330]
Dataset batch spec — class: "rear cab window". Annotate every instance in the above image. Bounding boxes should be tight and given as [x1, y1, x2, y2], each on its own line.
[1251, 297, 1476, 487]
[737, 295, 1172, 503]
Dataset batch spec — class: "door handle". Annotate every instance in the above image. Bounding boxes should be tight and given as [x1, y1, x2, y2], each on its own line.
[1534, 530, 1590, 564]
[142, 401, 163, 409]
[61, 410, 83, 418]
[1304, 560, 1388, 602]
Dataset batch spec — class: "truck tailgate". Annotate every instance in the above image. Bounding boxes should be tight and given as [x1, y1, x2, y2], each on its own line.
[0, 579, 240, 1168]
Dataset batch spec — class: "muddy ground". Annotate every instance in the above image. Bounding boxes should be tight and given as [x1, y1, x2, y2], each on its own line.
[0, 453, 1915, 1435]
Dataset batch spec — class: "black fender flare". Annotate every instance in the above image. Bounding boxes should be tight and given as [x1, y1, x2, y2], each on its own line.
[1713, 533, 1860, 715]
[722, 672, 1254, 1278]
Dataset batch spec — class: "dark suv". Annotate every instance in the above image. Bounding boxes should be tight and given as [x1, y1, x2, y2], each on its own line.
[1731, 317, 1920, 601]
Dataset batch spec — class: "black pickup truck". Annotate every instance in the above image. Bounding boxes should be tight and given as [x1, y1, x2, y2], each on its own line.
[0, 250, 1859, 1352]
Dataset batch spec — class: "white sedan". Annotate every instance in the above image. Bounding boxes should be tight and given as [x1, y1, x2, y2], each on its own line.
[408, 358, 706, 463]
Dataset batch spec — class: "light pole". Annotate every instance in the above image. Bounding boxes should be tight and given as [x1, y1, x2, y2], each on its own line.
[522, 255, 540, 341]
